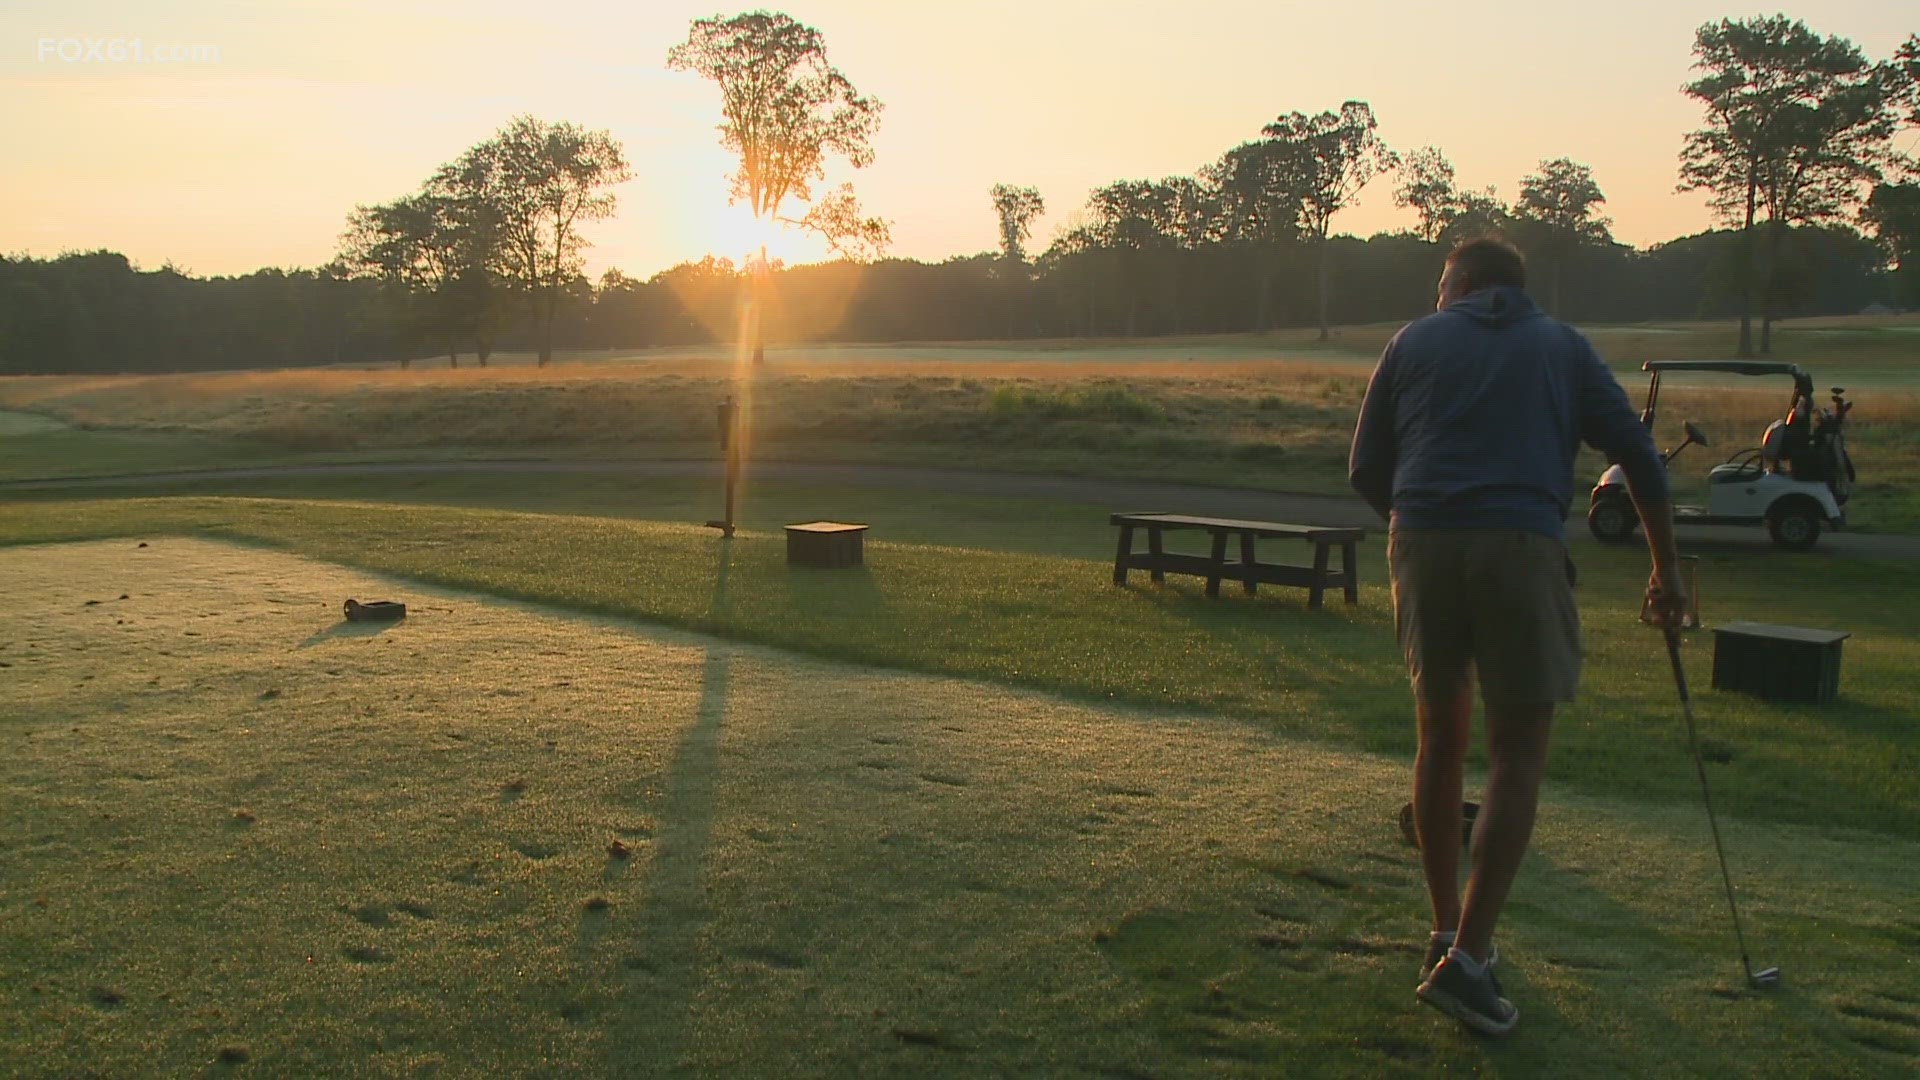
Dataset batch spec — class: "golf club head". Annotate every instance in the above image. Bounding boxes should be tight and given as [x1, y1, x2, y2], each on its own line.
[1748, 966, 1782, 990]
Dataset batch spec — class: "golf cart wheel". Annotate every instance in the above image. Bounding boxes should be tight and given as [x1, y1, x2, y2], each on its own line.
[1587, 496, 1638, 543]
[1766, 501, 1822, 551]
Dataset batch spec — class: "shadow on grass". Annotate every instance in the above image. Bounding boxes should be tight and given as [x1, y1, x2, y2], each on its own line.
[297, 618, 398, 648]
[602, 540, 734, 1075]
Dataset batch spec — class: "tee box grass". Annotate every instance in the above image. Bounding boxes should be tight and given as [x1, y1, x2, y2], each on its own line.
[2, 495, 1917, 1075]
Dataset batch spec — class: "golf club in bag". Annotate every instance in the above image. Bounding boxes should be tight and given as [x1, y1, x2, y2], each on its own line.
[1662, 622, 1780, 990]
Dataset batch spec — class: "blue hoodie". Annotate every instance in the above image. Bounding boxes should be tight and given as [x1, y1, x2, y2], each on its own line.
[1347, 286, 1666, 539]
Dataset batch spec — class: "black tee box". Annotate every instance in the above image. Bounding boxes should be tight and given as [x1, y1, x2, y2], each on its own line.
[1710, 621, 1850, 705]
[785, 521, 868, 568]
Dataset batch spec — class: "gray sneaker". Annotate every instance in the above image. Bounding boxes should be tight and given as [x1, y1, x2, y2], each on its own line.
[1417, 952, 1518, 1037]
[1420, 940, 1497, 984]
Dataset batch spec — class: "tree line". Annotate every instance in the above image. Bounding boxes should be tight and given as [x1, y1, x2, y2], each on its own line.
[1, 13, 1915, 376]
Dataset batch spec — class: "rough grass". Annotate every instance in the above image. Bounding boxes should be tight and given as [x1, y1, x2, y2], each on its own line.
[5, 537, 1918, 1077]
[4, 317, 1917, 529]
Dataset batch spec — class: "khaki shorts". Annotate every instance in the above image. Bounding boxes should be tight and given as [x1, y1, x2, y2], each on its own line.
[1388, 528, 1581, 706]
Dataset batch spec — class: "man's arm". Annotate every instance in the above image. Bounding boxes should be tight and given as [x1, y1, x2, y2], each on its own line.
[1348, 345, 1397, 520]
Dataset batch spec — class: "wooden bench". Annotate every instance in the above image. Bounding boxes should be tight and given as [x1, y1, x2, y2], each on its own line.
[1110, 512, 1366, 609]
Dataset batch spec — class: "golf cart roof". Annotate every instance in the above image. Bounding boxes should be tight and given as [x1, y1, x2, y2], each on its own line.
[1641, 360, 1807, 378]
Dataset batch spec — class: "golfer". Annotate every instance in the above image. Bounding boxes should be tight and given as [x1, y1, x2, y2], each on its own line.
[1348, 237, 1685, 1036]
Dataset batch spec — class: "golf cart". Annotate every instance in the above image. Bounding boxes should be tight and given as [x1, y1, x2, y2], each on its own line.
[1588, 361, 1854, 551]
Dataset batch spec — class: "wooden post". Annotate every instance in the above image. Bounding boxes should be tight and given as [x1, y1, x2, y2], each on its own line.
[1309, 539, 1332, 610]
[1206, 530, 1228, 598]
[705, 396, 739, 538]
[1239, 533, 1258, 595]
[1341, 540, 1359, 604]
[1148, 526, 1166, 584]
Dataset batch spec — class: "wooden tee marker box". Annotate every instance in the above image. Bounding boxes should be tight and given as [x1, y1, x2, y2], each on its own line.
[785, 521, 868, 568]
[1710, 621, 1850, 705]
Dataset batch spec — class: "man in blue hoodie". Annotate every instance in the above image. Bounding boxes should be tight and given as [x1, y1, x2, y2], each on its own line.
[1349, 238, 1683, 1037]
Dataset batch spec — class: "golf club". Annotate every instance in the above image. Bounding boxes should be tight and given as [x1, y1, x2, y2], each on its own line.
[1662, 622, 1781, 990]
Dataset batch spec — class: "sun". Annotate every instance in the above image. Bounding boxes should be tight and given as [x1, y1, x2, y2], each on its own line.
[702, 201, 832, 269]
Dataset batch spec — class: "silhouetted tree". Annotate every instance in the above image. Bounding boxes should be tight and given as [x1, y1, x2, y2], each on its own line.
[1678, 16, 1904, 354]
[1208, 138, 1299, 330]
[1895, 34, 1920, 125]
[1261, 101, 1397, 340]
[1442, 189, 1508, 244]
[989, 184, 1045, 268]
[1864, 183, 1920, 308]
[1510, 158, 1612, 316]
[338, 190, 500, 367]
[669, 10, 888, 363]
[1394, 147, 1458, 243]
[433, 116, 631, 366]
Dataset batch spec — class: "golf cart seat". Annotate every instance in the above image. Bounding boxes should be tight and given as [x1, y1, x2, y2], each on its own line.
[1710, 461, 1763, 484]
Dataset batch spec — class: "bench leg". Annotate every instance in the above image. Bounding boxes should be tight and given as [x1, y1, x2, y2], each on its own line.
[1342, 540, 1359, 605]
[1112, 524, 1133, 585]
[1240, 532, 1257, 595]
[1148, 526, 1165, 584]
[1206, 530, 1227, 598]
[1309, 540, 1331, 610]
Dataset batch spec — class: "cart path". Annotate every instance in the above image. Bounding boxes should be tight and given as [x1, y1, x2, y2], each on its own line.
[6, 457, 1917, 559]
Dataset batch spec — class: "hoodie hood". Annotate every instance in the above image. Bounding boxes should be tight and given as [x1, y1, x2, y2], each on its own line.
[1447, 285, 1539, 327]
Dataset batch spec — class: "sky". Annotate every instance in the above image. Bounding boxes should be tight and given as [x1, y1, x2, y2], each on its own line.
[1, 0, 1914, 280]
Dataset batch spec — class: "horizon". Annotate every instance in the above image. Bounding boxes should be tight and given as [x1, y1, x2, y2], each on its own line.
[2, 0, 1914, 281]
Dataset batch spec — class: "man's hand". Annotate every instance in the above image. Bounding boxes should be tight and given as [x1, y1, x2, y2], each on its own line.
[1632, 499, 1686, 628]
[1645, 568, 1690, 629]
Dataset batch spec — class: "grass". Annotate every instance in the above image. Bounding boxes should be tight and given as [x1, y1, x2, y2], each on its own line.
[2, 495, 1913, 841]
[4, 316, 1917, 530]
[3, 320, 1917, 1071]
[4, 533, 1917, 1076]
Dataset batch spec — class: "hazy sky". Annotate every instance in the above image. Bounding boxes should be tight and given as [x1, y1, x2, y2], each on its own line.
[2, 0, 1913, 279]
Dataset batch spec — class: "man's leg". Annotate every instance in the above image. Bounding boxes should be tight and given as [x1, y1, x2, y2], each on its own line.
[1414, 682, 1473, 933]
[1391, 528, 1473, 938]
[1453, 701, 1554, 963]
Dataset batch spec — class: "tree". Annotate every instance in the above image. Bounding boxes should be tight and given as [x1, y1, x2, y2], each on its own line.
[1208, 139, 1301, 331]
[989, 184, 1045, 268]
[338, 190, 494, 368]
[1440, 188, 1509, 245]
[987, 184, 1044, 336]
[1896, 34, 1920, 125]
[1394, 147, 1458, 242]
[434, 116, 631, 366]
[1261, 101, 1397, 340]
[1678, 16, 1904, 354]
[1081, 179, 1180, 335]
[1864, 183, 1920, 308]
[1510, 158, 1612, 316]
[1393, 145, 1510, 247]
[668, 10, 888, 362]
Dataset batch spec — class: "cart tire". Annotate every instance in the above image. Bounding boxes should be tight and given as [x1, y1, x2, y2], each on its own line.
[1766, 500, 1822, 551]
[1587, 496, 1638, 543]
